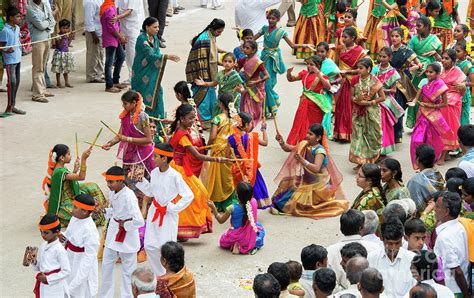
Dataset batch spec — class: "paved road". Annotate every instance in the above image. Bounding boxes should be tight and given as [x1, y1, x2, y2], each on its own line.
[0, 0, 471, 296]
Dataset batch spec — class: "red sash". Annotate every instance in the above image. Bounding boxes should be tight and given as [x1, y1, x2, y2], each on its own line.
[152, 198, 167, 227]
[65, 241, 85, 253]
[33, 268, 61, 298]
[115, 222, 126, 243]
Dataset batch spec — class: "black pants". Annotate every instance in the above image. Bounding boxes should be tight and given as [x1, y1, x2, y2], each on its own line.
[105, 45, 125, 88]
[6, 63, 21, 107]
[148, 0, 169, 38]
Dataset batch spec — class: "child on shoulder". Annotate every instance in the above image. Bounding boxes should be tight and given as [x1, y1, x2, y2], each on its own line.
[32, 214, 71, 298]
[99, 166, 144, 298]
[51, 19, 75, 88]
[63, 194, 100, 298]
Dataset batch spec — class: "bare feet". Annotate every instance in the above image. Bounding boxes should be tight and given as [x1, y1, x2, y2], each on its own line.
[232, 243, 240, 254]
[65, 83, 73, 88]
[57, 84, 65, 88]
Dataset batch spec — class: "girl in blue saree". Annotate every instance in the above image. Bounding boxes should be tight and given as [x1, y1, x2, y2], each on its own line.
[185, 18, 226, 128]
[254, 9, 313, 117]
[131, 17, 180, 119]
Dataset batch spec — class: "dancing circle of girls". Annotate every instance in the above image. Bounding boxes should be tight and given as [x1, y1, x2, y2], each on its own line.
[30, 2, 474, 296]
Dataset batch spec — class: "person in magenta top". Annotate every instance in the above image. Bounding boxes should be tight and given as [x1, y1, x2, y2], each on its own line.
[100, 0, 127, 93]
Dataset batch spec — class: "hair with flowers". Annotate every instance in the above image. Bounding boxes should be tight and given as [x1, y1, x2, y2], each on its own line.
[119, 90, 143, 125]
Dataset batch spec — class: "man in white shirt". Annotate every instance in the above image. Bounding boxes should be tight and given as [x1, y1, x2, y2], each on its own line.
[358, 268, 384, 298]
[99, 166, 145, 298]
[333, 256, 368, 298]
[408, 250, 454, 298]
[299, 244, 328, 298]
[131, 266, 158, 298]
[63, 194, 100, 298]
[361, 210, 382, 247]
[458, 124, 474, 178]
[235, 0, 281, 34]
[327, 210, 380, 291]
[367, 219, 416, 297]
[83, 0, 104, 83]
[136, 143, 194, 276]
[433, 191, 470, 297]
[115, 0, 145, 82]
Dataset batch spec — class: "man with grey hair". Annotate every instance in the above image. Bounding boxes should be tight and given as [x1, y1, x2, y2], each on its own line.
[334, 257, 369, 297]
[358, 268, 384, 298]
[131, 266, 158, 298]
[361, 210, 382, 247]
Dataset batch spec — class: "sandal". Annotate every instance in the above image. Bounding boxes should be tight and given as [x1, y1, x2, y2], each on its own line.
[32, 97, 48, 103]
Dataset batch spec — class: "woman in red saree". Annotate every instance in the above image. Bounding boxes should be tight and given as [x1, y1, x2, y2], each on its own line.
[286, 55, 331, 145]
[439, 49, 466, 162]
[409, 63, 452, 168]
[169, 103, 229, 239]
[333, 27, 366, 142]
[237, 40, 269, 128]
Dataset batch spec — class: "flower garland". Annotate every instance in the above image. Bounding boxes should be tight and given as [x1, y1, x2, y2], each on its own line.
[187, 97, 205, 140]
[41, 149, 56, 199]
[233, 128, 253, 183]
[119, 93, 143, 125]
[245, 201, 258, 233]
[229, 96, 240, 127]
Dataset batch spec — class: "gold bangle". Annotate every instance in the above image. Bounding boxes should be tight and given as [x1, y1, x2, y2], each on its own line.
[80, 165, 87, 172]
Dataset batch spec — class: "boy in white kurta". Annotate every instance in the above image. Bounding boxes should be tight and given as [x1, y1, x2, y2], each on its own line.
[99, 166, 145, 298]
[136, 143, 194, 276]
[33, 214, 71, 298]
[63, 194, 100, 298]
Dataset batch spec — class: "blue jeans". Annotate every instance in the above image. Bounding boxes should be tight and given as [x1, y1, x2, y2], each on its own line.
[105, 45, 125, 88]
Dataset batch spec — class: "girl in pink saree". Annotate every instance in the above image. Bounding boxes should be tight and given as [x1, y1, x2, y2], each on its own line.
[439, 49, 466, 161]
[207, 182, 265, 255]
[409, 63, 452, 169]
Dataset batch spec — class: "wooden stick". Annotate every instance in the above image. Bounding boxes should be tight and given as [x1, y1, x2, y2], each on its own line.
[84, 141, 103, 148]
[229, 147, 247, 180]
[148, 116, 166, 122]
[273, 117, 281, 135]
[89, 128, 103, 148]
[227, 158, 254, 162]
[100, 120, 119, 136]
[197, 144, 219, 150]
[75, 132, 79, 159]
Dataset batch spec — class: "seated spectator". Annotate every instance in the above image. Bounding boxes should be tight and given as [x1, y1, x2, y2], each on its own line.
[267, 262, 292, 297]
[327, 210, 379, 291]
[361, 210, 382, 247]
[380, 158, 411, 202]
[357, 268, 384, 298]
[382, 201, 407, 224]
[340, 243, 367, 271]
[253, 273, 281, 298]
[367, 219, 416, 297]
[407, 144, 445, 211]
[312, 268, 336, 298]
[433, 191, 470, 296]
[131, 266, 157, 298]
[445, 167, 468, 181]
[403, 219, 427, 252]
[155, 241, 196, 298]
[334, 257, 368, 298]
[410, 250, 454, 297]
[300, 244, 328, 298]
[407, 283, 437, 298]
[352, 164, 385, 215]
[446, 178, 465, 197]
[457, 124, 474, 178]
[286, 260, 305, 297]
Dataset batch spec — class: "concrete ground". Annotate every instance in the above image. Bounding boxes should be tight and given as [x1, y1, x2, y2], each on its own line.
[0, 0, 471, 296]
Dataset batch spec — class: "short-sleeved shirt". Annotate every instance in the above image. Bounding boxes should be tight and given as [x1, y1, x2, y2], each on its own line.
[0, 23, 21, 65]
[179, 135, 192, 147]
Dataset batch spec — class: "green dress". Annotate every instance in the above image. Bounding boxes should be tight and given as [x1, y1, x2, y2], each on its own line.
[131, 31, 168, 119]
[456, 59, 473, 126]
[352, 187, 385, 216]
[349, 75, 382, 165]
[48, 167, 107, 227]
[213, 69, 243, 116]
[383, 182, 411, 203]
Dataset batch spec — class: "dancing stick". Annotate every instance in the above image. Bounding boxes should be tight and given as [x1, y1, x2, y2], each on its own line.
[100, 120, 119, 136]
[197, 144, 219, 150]
[89, 128, 103, 149]
[84, 141, 103, 148]
[148, 116, 166, 122]
[227, 158, 254, 162]
[75, 132, 79, 159]
[148, 116, 169, 142]
[273, 117, 281, 135]
[229, 148, 249, 182]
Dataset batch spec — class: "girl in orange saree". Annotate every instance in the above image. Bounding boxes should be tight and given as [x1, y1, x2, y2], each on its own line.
[439, 49, 466, 162]
[409, 63, 452, 168]
[169, 104, 229, 239]
[333, 27, 366, 142]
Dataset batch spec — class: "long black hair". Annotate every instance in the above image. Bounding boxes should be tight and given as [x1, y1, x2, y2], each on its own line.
[381, 158, 403, 182]
[191, 18, 225, 46]
[52, 144, 69, 162]
[218, 92, 234, 116]
[170, 103, 194, 133]
[362, 163, 386, 202]
[174, 81, 192, 100]
[236, 182, 254, 227]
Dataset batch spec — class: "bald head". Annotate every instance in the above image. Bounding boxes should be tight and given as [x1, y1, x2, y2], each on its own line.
[131, 266, 156, 297]
[346, 257, 369, 285]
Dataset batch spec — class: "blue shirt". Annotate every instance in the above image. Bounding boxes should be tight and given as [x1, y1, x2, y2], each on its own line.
[0, 23, 21, 65]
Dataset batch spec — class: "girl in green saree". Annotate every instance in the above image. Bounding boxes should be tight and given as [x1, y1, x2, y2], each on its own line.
[41, 144, 107, 227]
[254, 9, 313, 118]
[131, 17, 180, 119]
[455, 41, 473, 126]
